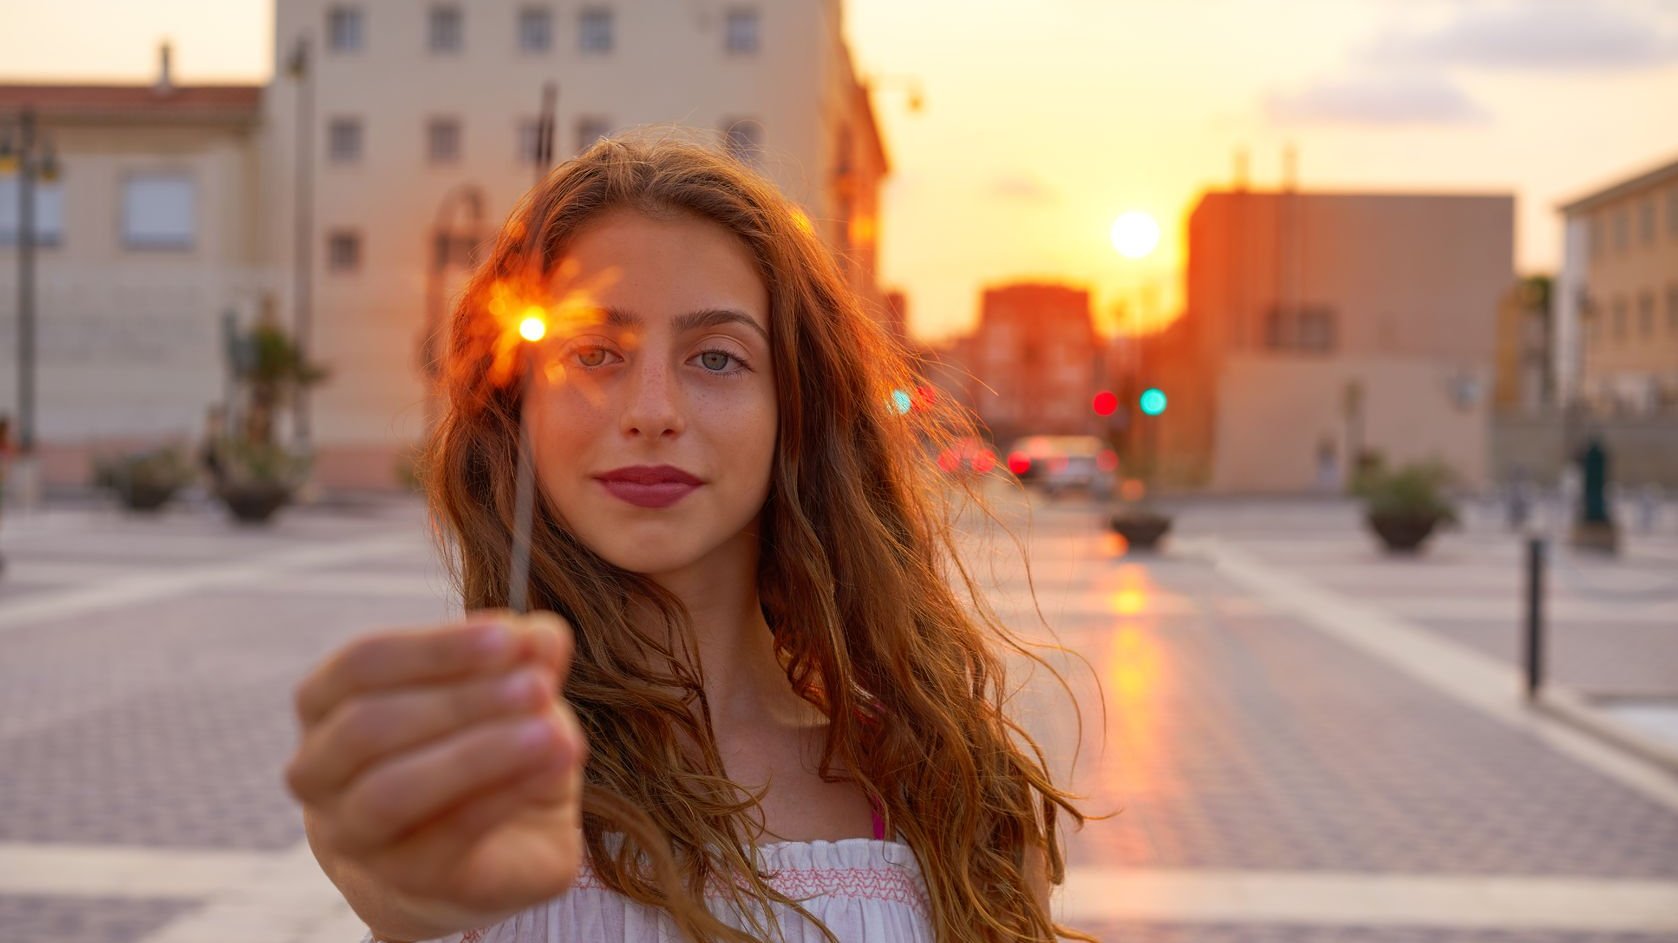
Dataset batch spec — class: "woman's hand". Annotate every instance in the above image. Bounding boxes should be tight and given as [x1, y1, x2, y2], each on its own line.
[284, 610, 588, 941]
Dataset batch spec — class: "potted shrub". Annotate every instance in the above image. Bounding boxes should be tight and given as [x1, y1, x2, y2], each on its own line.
[215, 315, 328, 525]
[1107, 430, 1172, 552]
[216, 438, 311, 524]
[1355, 460, 1459, 554]
[94, 446, 195, 512]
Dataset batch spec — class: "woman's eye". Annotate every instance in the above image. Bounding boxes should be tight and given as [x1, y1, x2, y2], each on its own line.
[697, 350, 739, 372]
[575, 346, 612, 368]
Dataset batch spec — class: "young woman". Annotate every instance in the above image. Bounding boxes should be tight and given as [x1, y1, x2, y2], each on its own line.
[285, 137, 1089, 943]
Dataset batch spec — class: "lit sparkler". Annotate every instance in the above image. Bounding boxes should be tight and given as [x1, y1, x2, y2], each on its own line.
[507, 308, 548, 614]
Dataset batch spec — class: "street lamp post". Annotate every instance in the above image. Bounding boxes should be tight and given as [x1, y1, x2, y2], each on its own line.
[2, 107, 61, 509]
[288, 37, 316, 452]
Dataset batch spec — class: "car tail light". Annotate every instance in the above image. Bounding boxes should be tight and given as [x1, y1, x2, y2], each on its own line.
[973, 450, 997, 473]
[1007, 452, 1031, 475]
[1097, 450, 1119, 472]
[937, 450, 959, 472]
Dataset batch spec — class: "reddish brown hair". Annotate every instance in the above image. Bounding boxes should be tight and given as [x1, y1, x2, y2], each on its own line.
[427, 135, 1090, 942]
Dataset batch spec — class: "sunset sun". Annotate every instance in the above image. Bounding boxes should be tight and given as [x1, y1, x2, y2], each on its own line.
[1110, 211, 1161, 260]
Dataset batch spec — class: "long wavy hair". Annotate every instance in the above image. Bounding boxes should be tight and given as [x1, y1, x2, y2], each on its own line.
[425, 135, 1091, 943]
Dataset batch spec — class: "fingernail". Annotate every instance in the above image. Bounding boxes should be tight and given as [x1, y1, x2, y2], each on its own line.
[517, 716, 555, 750]
[474, 624, 512, 659]
[498, 670, 539, 707]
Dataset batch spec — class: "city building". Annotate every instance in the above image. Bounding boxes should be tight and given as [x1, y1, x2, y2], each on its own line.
[0, 3, 890, 491]
[1556, 152, 1678, 415]
[1491, 275, 1554, 417]
[952, 282, 1099, 445]
[1155, 188, 1514, 492]
[263, 0, 891, 487]
[0, 47, 266, 487]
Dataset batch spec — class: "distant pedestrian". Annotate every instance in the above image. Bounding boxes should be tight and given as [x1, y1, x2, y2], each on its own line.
[1315, 436, 1340, 493]
[0, 414, 10, 576]
[282, 139, 1089, 943]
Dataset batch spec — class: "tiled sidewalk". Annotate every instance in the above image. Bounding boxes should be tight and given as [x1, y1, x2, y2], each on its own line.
[1, 494, 1676, 942]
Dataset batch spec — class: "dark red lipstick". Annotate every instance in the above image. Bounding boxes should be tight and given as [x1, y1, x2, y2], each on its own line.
[595, 465, 703, 509]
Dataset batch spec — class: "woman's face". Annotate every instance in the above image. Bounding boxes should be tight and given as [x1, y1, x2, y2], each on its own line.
[525, 208, 777, 578]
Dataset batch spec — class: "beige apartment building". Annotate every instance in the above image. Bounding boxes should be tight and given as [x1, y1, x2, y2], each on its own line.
[1556, 152, 1678, 415]
[1, 3, 888, 491]
[262, 0, 890, 487]
[0, 65, 267, 487]
[1152, 189, 1514, 492]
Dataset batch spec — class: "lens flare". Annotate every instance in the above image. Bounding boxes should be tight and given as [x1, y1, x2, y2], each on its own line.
[519, 313, 547, 342]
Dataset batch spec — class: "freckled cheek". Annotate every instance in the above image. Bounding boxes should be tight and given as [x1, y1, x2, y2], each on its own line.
[529, 390, 615, 495]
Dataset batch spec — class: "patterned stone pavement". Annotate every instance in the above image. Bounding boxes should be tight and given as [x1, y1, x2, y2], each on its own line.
[0, 491, 1675, 942]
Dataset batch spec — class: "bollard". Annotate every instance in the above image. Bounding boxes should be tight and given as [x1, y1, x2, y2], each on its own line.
[1524, 537, 1544, 700]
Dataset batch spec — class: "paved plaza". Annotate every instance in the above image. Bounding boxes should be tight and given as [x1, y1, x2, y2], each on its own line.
[0, 489, 1675, 942]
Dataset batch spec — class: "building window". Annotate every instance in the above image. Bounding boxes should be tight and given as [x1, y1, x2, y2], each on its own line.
[518, 118, 542, 163]
[0, 178, 65, 246]
[1611, 296, 1628, 340]
[576, 116, 611, 154]
[1639, 290, 1656, 338]
[579, 7, 613, 53]
[1589, 213, 1602, 260]
[428, 117, 462, 164]
[723, 118, 763, 165]
[327, 6, 365, 53]
[328, 117, 363, 163]
[1669, 188, 1678, 240]
[518, 7, 551, 53]
[725, 8, 759, 54]
[122, 174, 195, 250]
[1614, 207, 1629, 254]
[1641, 197, 1656, 247]
[429, 5, 463, 53]
[328, 230, 362, 272]
[1667, 283, 1678, 334]
[1263, 305, 1336, 352]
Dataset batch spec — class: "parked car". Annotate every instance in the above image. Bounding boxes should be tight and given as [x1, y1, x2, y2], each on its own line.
[1005, 435, 1117, 496]
[936, 437, 999, 479]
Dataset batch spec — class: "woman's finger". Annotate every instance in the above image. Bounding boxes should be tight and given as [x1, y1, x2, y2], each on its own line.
[286, 664, 558, 804]
[330, 706, 578, 854]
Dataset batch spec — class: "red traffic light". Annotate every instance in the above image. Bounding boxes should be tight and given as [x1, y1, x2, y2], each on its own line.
[1093, 390, 1118, 416]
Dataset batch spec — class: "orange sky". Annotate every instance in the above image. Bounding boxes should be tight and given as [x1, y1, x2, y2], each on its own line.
[4, 0, 1676, 342]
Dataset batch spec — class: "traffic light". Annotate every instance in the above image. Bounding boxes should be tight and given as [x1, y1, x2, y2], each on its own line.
[1139, 388, 1167, 417]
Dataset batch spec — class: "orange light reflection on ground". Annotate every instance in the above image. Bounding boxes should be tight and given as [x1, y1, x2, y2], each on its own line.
[1101, 563, 1183, 806]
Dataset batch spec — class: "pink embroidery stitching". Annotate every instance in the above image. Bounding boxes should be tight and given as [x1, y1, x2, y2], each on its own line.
[460, 929, 488, 943]
[571, 862, 928, 910]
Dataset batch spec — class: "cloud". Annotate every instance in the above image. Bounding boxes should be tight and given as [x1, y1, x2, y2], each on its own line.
[1264, 73, 1491, 127]
[988, 173, 1059, 203]
[1371, 2, 1678, 70]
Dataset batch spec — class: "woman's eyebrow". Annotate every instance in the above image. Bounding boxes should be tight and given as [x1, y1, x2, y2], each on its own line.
[600, 306, 768, 342]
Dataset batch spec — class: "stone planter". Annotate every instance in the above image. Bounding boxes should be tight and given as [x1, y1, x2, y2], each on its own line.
[116, 481, 181, 513]
[218, 482, 293, 525]
[1366, 511, 1441, 554]
[1110, 511, 1173, 552]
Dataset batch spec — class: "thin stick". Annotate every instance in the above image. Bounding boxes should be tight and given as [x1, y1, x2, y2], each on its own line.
[508, 356, 536, 613]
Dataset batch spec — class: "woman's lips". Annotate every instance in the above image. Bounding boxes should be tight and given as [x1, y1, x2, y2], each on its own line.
[595, 465, 703, 509]
[597, 479, 699, 508]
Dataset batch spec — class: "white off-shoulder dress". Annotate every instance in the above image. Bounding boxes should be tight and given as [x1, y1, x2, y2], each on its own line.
[362, 837, 934, 943]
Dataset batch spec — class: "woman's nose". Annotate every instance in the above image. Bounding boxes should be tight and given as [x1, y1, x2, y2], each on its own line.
[619, 360, 685, 439]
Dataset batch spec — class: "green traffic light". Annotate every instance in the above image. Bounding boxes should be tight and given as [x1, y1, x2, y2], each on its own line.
[1140, 387, 1167, 416]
